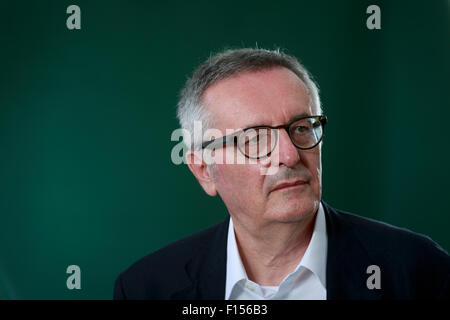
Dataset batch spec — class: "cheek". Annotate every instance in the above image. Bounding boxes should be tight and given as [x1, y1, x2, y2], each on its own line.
[213, 163, 265, 201]
[301, 150, 322, 184]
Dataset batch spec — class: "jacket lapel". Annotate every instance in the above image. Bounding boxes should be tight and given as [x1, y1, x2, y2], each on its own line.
[170, 216, 230, 300]
[323, 202, 383, 300]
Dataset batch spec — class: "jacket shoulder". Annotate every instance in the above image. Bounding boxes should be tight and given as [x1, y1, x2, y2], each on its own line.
[332, 206, 448, 258]
[114, 217, 229, 299]
[326, 203, 450, 298]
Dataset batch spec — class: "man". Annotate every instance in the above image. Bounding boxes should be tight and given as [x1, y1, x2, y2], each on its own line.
[114, 48, 449, 299]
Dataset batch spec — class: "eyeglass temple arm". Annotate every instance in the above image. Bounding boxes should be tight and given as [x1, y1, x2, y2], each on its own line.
[201, 133, 239, 149]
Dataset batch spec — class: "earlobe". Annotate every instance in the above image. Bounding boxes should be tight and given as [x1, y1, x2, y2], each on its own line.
[186, 150, 218, 196]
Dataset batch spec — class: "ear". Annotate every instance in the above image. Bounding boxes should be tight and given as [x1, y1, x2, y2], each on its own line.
[186, 150, 218, 196]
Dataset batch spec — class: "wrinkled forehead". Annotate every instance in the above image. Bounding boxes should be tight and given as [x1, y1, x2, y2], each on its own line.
[202, 67, 314, 131]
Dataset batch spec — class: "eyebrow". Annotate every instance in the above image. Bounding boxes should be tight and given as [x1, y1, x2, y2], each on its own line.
[244, 112, 312, 128]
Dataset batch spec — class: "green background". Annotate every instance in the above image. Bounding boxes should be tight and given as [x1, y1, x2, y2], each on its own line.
[0, 0, 448, 299]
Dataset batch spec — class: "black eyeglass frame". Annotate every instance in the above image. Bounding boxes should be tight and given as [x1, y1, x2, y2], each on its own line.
[201, 115, 327, 159]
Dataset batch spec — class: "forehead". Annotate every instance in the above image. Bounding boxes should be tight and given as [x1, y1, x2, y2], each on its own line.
[202, 67, 313, 130]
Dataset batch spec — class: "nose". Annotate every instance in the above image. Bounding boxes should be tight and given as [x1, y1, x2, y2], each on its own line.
[271, 128, 300, 168]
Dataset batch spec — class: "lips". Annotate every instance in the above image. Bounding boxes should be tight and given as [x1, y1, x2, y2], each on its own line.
[271, 180, 308, 193]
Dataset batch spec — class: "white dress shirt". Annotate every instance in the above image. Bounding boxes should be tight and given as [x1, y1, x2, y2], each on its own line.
[225, 202, 328, 300]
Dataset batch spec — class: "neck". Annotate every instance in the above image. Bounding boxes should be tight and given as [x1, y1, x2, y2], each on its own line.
[232, 212, 317, 286]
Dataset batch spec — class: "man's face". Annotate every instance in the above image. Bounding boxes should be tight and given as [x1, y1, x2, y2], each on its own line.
[202, 67, 322, 228]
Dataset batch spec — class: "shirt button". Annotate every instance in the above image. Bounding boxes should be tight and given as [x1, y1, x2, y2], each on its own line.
[246, 282, 255, 291]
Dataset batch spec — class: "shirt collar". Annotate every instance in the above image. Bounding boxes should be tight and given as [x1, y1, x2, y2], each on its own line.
[297, 202, 327, 288]
[225, 202, 328, 299]
[225, 215, 248, 300]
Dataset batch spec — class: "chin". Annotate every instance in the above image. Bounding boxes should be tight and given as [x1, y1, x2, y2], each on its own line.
[267, 198, 318, 223]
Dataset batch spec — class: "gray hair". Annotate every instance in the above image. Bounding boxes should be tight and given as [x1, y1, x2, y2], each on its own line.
[176, 48, 322, 150]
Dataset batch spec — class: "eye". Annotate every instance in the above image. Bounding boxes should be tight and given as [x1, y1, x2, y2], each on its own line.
[244, 129, 269, 145]
[312, 120, 321, 128]
[249, 135, 260, 143]
[243, 134, 258, 145]
[294, 125, 309, 134]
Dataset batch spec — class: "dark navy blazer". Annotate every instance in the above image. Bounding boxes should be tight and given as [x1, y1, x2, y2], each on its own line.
[114, 201, 450, 299]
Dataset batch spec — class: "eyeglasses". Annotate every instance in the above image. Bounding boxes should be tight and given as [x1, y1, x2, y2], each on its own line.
[201, 115, 327, 159]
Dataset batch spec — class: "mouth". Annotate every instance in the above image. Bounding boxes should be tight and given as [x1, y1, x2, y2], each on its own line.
[271, 180, 308, 193]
